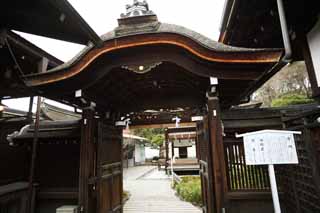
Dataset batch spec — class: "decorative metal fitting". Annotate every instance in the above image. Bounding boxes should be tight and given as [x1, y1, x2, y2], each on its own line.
[120, 0, 154, 18]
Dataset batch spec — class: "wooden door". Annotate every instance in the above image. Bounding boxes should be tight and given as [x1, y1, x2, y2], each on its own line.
[179, 147, 188, 158]
[197, 116, 215, 213]
[96, 122, 123, 213]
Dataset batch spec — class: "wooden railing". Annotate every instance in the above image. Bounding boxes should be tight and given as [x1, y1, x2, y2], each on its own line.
[172, 172, 182, 184]
[224, 141, 270, 191]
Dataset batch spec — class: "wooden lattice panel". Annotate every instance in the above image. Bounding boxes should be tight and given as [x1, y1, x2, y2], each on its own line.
[279, 109, 320, 213]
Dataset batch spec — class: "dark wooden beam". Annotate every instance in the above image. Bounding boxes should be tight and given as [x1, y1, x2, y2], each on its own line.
[129, 122, 196, 129]
[167, 126, 196, 134]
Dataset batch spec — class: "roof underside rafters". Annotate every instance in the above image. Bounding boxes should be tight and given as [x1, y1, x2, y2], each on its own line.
[219, 0, 320, 60]
[0, 31, 63, 99]
[0, 0, 101, 45]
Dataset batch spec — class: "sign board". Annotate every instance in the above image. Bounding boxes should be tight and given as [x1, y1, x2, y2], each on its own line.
[237, 130, 300, 165]
[307, 18, 320, 86]
[237, 130, 301, 213]
[173, 139, 193, 147]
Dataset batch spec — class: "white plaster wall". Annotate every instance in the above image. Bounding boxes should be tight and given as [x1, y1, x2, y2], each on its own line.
[135, 144, 145, 164]
[145, 147, 159, 159]
[174, 148, 179, 157]
[187, 146, 197, 158]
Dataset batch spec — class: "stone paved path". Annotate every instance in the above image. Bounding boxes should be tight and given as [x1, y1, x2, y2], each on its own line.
[123, 166, 201, 213]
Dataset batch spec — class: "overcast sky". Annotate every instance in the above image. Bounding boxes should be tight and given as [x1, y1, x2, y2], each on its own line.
[4, 0, 226, 111]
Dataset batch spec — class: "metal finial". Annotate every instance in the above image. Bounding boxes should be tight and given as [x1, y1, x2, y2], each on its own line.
[120, 0, 154, 18]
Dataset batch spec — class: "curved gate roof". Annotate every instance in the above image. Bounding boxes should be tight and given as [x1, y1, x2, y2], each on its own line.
[23, 2, 283, 113]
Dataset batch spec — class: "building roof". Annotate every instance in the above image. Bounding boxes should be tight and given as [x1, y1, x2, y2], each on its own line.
[7, 120, 80, 142]
[22, 5, 282, 113]
[0, 0, 103, 99]
[25, 21, 282, 81]
[8, 119, 149, 143]
[40, 102, 81, 121]
[0, 100, 80, 122]
[1, 0, 101, 45]
[0, 31, 63, 99]
[217, 0, 320, 102]
[219, 0, 320, 60]
[0, 106, 31, 123]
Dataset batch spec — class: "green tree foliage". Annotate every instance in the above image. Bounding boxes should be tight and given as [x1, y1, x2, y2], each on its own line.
[150, 134, 165, 147]
[133, 128, 165, 148]
[271, 93, 314, 107]
[253, 61, 313, 107]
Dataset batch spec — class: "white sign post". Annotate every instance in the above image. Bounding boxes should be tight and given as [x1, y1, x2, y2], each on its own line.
[236, 130, 301, 213]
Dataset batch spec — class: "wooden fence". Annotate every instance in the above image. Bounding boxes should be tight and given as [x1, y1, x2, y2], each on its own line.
[224, 141, 270, 191]
[221, 106, 320, 212]
[222, 108, 282, 193]
[220, 108, 283, 213]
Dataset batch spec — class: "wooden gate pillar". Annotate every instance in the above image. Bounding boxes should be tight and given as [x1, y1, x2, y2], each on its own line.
[195, 136, 200, 160]
[165, 130, 169, 174]
[79, 108, 96, 213]
[207, 90, 228, 213]
[171, 139, 175, 158]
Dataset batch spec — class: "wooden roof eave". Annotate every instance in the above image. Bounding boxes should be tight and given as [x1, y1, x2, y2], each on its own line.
[22, 32, 282, 88]
[219, 0, 237, 43]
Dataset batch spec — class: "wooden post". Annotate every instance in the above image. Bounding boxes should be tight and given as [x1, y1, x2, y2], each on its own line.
[165, 129, 169, 174]
[118, 124, 124, 213]
[27, 96, 34, 122]
[0, 98, 3, 118]
[27, 96, 41, 213]
[171, 138, 175, 159]
[27, 57, 48, 213]
[79, 108, 96, 213]
[195, 135, 200, 160]
[207, 91, 228, 213]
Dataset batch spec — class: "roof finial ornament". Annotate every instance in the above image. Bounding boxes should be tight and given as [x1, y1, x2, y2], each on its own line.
[120, 0, 154, 18]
